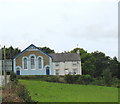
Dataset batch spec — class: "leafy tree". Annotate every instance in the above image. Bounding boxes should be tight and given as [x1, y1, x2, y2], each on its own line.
[70, 48, 119, 79]
[1, 46, 21, 59]
[91, 51, 110, 78]
[39, 47, 55, 54]
[102, 68, 112, 86]
[109, 57, 119, 78]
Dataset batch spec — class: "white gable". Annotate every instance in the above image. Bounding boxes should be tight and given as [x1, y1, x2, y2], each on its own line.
[26, 46, 39, 51]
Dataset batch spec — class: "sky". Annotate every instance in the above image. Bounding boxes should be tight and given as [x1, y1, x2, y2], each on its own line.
[0, 0, 118, 58]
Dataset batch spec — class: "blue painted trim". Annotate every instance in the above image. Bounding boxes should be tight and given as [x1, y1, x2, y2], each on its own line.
[13, 44, 52, 59]
[44, 65, 51, 75]
[16, 66, 21, 75]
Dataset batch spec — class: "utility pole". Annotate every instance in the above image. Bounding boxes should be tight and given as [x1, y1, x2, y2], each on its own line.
[4, 46, 7, 85]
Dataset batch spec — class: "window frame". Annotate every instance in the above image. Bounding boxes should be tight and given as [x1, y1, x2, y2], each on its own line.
[37, 56, 44, 70]
[22, 57, 28, 70]
[64, 68, 69, 75]
[29, 54, 36, 70]
[55, 69, 60, 75]
[55, 63, 59, 67]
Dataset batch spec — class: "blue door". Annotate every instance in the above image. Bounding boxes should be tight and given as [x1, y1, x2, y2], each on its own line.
[46, 67, 50, 75]
[17, 70, 20, 75]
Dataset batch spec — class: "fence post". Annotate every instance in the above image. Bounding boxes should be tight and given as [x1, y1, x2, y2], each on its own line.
[4, 46, 7, 85]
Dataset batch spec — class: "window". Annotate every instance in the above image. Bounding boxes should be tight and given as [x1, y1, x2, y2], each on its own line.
[38, 57, 42, 69]
[73, 63, 77, 66]
[73, 69, 77, 75]
[31, 56, 35, 69]
[64, 69, 69, 75]
[56, 69, 59, 75]
[37, 56, 44, 69]
[55, 63, 59, 67]
[24, 58, 27, 69]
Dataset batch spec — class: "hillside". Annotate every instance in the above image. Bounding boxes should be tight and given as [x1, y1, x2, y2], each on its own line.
[20, 80, 118, 102]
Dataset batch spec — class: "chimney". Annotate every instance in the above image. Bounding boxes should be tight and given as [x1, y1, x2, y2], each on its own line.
[77, 50, 80, 55]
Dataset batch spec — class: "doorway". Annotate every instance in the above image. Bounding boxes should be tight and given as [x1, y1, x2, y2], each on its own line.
[16, 67, 20, 75]
[46, 66, 50, 75]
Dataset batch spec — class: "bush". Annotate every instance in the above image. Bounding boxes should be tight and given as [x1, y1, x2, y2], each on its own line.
[91, 78, 105, 86]
[10, 72, 18, 83]
[43, 76, 59, 82]
[17, 75, 59, 83]
[77, 75, 93, 85]
[64, 74, 78, 84]
[16, 83, 33, 102]
[102, 69, 112, 86]
[2, 81, 35, 102]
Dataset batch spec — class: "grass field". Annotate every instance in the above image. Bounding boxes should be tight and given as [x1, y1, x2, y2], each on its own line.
[19, 80, 118, 102]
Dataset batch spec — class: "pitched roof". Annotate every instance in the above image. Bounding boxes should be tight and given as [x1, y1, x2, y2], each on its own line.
[13, 44, 52, 59]
[50, 53, 81, 62]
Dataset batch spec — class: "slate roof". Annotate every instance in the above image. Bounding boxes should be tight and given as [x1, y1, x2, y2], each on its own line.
[49, 53, 81, 62]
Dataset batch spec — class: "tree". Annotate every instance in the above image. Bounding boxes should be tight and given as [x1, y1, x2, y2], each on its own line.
[102, 68, 112, 86]
[91, 51, 110, 78]
[1, 46, 21, 59]
[109, 57, 119, 78]
[39, 47, 55, 54]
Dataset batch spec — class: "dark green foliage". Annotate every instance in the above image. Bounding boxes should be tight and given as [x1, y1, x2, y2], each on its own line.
[102, 68, 113, 86]
[71, 48, 120, 80]
[64, 74, 76, 84]
[1, 46, 21, 59]
[10, 72, 18, 83]
[91, 79, 105, 86]
[43, 75, 59, 82]
[39, 46, 55, 54]
[64, 74, 93, 85]
[77, 75, 93, 85]
[17, 75, 59, 82]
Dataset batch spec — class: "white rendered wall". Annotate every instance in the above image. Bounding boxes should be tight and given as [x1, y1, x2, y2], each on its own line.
[52, 61, 82, 75]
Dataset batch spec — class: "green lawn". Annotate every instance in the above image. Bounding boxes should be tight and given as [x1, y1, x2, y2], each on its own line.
[19, 80, 118, 102]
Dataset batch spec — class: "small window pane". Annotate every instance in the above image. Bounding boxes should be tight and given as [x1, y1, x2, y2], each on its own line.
[64, 69, 69, 75]
[31, 56, 35, 69]
[56, 69, 59, 75]
[24, 58, 27, 69]
[55, 64, 59, 67]
[38, 57, 42, 69]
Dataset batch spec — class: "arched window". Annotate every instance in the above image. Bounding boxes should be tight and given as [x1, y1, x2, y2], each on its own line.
[22, 57, 28, 70]
[24, 58, 27, 69]
[31, 56, 35, 69]
[37, 56, 44, 69]
[38, 57, 42, 69]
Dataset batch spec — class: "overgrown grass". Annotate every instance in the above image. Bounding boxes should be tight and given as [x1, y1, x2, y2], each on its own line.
[19, 80, 118, 102]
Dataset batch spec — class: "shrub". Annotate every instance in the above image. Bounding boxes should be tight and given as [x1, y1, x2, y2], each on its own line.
[77, 75, 93, 85]
[64, 74, 77, 84]
[44, 76, 59, 82]
[17, 75, 59, 83]
[102, 69, 112, 86]
[91, 78, 105, 86]
[111, 77, 119, 87]
[16, 83, 33, 102]
[10, 72, 18, 83]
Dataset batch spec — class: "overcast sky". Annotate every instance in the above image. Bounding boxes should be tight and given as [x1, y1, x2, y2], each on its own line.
[0, 0, 118, 58]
